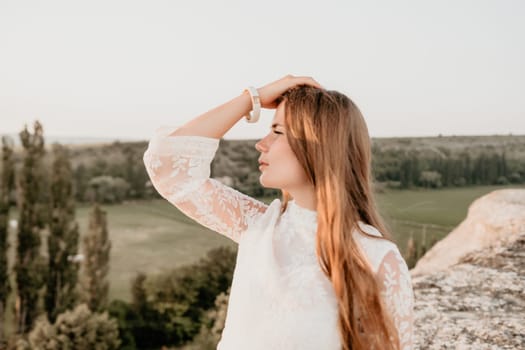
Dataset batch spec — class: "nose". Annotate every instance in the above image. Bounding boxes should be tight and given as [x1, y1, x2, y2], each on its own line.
[255, 135, 268, 153]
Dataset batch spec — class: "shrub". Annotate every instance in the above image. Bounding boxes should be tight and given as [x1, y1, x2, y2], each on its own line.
[85, 175, 130, 203]
[19, 303, 121, 349]
[496, 176, 509, 185]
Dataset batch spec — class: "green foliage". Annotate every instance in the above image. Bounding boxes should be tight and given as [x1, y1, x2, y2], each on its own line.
[419, 171, 442, 188]
[8, 134, 524, 203]
[86, 176, 130, 204]
[122, 145, 149, 199]
[18, 303, 121, 349]
[175, 288, 230, 350]
[374, 148, 523, 189]
[45, 143, 81, 323]
[106, 300, 139, 350]
[81, 203, 111, 312]
[508, 172, 522, 183]
[14, 121, 49, 334]
[143, 245, 236, 313]
[496, 176, 509, 185]
[399, 154, 421, 188]
[212, 140, 279, 198]
[1, 136, 16, 343]
[110, 246, 236, 349]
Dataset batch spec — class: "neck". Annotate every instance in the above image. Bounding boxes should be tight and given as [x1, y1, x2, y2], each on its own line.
[289, 186, 316, 211]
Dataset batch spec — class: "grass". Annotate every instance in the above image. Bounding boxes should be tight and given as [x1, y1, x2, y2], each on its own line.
[376, 185, 518, 226]
[73, 200, 239, 301]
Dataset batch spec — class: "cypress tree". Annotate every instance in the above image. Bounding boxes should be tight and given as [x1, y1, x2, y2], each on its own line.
[81, 202, 111, 312]
[0, 136, 16, 344]
[45, 143, 80, 323]
[14, 121, 48, 334]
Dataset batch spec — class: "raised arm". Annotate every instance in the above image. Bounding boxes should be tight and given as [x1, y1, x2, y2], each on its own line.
[143, 125, 268, 243]
[143, 76, 323, 242]
[169, 75, 322, 139]
[376, 249, 415, 350]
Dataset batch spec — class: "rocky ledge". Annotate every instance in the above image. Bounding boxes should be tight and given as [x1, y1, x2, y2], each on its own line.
[411, 189, 525, 349]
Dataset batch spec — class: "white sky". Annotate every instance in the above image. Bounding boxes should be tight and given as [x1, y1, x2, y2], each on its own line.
[1, 0, 524, 141]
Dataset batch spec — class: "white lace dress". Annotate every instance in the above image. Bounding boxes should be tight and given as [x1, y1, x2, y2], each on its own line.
[143, 126, 415, 350]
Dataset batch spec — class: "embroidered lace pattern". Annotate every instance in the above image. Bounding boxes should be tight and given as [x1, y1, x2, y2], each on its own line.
[143, 126, 268, 243]
[143, 126, 415, 349]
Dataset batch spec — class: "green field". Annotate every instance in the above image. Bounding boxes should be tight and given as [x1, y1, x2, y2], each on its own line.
[375, 185, 525, 258]
[6, 184, 523, 308]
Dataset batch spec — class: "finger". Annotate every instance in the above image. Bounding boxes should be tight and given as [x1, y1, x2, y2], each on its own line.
[296, 76, 323, 89]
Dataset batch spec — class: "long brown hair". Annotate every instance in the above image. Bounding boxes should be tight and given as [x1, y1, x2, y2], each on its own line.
[275, 86, 400, 350]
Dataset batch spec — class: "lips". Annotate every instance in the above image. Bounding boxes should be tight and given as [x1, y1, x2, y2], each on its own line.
[258, 160, 268, 171]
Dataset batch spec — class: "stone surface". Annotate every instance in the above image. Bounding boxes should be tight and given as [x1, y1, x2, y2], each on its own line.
[411, 189, 525, 276]
[412, 212, 525, 349]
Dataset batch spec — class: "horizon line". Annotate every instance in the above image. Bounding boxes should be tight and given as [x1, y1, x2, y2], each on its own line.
[2, 132, 525, 147]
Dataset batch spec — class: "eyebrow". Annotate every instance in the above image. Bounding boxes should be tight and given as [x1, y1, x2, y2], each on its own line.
[271, 123, 284, 129]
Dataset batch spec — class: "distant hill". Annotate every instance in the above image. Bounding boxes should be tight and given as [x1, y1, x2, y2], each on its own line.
[2, 132, 524, 156]
[372, 134, 525, 159]
[2, 133, 523, 198]
[0, 133, 143, 150]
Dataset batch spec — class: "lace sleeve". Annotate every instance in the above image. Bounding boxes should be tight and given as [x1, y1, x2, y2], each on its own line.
[142, 126, 268, 243]
[376, 249, 415, 350]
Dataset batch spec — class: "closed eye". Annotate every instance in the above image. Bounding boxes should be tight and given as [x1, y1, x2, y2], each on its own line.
[273, 130, 283, 135]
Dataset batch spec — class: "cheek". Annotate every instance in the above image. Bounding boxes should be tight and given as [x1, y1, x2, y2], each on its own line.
[271, 141, 296, 168]
[261, 142, 309, 186]
[286, 159, 309, 184]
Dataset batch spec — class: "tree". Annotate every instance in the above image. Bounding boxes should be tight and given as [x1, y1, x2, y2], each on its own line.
[20, 303, 121, 349]
[14, 121, 48, 334]
[0, 136, 16, 345]
[81, 202, 111, 312]
[118, 246, 236, 349]
[419, 171, 442, 188]
[86, 175, 130, 204]
[178, 287, 230, 350]
[131, 272, 147, 314]
[72, 163, 90, 202]
[106, 299, 140, 350]
[399, 155, 420, 188]
[45, 143, 81, 323]
[122, 145, 148, 199]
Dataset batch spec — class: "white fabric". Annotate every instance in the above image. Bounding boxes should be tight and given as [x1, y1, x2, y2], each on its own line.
[143, 126, 415, 350]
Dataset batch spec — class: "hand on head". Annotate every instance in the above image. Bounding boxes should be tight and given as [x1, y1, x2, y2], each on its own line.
[257, 75, 323, 109]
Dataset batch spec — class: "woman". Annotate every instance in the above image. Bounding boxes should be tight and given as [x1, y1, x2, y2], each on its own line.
[143, 75, 414, 350]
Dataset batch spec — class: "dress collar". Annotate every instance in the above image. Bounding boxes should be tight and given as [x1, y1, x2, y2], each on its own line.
[283, 200, 379, 239]
[286, 199, 318, 230]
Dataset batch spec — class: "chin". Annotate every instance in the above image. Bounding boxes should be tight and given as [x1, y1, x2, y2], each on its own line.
[259, 176, 279, 190]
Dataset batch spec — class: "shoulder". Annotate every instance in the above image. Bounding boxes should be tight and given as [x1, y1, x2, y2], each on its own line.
[268, 198, 282, 213]
[247, 198, 282, 229]
[353, 222, 400, 273]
